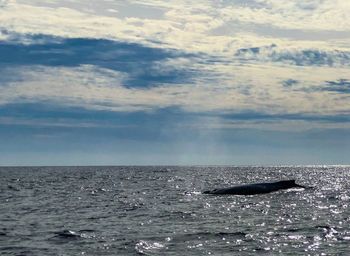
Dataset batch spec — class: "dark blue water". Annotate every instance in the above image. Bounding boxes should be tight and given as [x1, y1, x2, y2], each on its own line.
[1, 166, 350, 255]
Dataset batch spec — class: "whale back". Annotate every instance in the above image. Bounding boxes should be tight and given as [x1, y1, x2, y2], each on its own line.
[276, 179, 304, 189]
[203, 179, 305, 195]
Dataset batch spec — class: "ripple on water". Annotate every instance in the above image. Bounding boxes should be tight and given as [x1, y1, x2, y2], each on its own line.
[1, 166, 350, 255]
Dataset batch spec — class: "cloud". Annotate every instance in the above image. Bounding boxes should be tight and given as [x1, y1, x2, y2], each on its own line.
[226, 0, 350, 31]
[211, 21, 350, 42]
[235, 44, 350, 66]
[282, 79, 299, 88]
[16, 0, 168, 19]
[0, 0, 349, 132]
[0, 35, 196, 88]
[1, 101, 349, 135]
[322, 79, 350, 93]
[1, 0, 350, 56]
[1, 62, 349, 118]
[0, 0, 349, 166]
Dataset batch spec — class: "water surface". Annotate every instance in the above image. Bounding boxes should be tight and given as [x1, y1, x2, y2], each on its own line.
[1, 166, 350, 255]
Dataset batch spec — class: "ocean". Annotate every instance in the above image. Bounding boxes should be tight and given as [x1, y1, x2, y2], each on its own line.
[1, 166, 350, 255]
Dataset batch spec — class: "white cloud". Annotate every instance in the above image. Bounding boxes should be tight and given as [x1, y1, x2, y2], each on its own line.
[1, 0, 349, 55]
[1, 64, 349, 117]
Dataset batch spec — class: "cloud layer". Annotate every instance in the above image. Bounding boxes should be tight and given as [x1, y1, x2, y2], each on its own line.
[0, 0, 349, 130]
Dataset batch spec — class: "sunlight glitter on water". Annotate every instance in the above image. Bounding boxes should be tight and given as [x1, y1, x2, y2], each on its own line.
[1, 166, 350, 255]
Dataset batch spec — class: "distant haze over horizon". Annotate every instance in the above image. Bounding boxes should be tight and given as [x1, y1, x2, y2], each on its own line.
[0, 0, 349, 165]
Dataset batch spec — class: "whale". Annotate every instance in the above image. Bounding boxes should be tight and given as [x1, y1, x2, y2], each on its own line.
[203, 180, 307, 195]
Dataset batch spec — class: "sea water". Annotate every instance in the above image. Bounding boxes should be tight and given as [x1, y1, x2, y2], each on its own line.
[1, 166, 350, 255]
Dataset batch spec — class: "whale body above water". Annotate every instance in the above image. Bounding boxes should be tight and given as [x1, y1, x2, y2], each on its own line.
[203, 180, 307, 195]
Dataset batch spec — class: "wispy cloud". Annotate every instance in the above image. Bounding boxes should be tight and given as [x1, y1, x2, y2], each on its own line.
[1, 63, 349, 118]
[235, 44, 350, 66]
[2, 0, 350, 53]
[323, 79, 350, 93]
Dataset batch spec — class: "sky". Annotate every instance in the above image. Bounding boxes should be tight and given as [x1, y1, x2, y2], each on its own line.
[0, 0, 349, 166]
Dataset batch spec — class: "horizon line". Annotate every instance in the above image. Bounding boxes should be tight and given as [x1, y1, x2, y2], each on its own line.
[1, 164, 349, 168]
